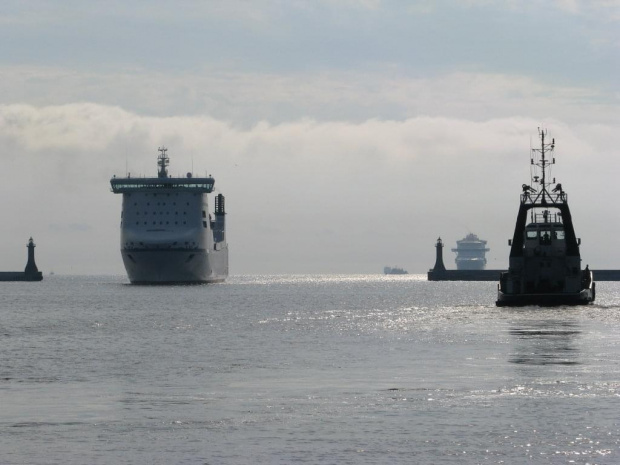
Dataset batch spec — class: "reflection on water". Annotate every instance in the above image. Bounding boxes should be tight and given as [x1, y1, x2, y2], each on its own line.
[509, 319, 581, 366]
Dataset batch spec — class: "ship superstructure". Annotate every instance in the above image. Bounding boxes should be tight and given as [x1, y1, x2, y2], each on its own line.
[110, 147, 228, 283]
[451, 233, 489, 270]
[496, 129, 594, 306]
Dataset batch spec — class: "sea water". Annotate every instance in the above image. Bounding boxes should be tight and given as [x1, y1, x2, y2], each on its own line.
[1, 275, 619, 464]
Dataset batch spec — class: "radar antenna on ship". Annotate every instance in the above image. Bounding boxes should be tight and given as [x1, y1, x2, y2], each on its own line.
[157, 146, 169, 178]
[528, 128, 559, 206]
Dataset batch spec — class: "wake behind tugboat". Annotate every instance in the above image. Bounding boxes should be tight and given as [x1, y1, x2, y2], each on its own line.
[496, 129, 595, 306]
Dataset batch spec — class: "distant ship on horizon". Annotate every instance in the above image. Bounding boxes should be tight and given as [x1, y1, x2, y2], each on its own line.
[451, 233, 489, 271]
[384, 266, 408, 275]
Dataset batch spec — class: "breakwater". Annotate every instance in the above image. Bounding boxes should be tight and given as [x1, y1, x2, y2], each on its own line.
[0, 237, 43, 282]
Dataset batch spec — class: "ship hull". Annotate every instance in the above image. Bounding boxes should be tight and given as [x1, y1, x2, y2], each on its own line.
[121, 248, 228, 284]
[455, 258, 486, 271]
[496, 286, 594, 307]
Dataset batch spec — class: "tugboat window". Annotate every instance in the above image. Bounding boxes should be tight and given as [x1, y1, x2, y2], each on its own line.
[526, 231, 538, 240]
[540, 231, 552, 245]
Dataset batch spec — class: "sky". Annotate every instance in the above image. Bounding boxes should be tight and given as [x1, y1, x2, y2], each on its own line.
[0, 0, 618, 275]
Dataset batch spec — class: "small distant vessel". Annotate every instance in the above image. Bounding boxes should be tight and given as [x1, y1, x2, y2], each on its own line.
[110, 147, 228, 284]
[384, 266, 408, 275]
[452, 233, 490, 270]
[496, 129, 595, 306]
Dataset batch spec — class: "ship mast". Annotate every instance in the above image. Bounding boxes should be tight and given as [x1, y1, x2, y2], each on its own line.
[157, 146, 169, 178]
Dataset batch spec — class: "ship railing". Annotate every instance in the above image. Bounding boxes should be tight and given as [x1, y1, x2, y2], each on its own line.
[531, 211, 563, 224]
[521, 190, 567, 206]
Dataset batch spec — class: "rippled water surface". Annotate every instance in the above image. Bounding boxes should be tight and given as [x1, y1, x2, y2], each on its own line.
[1, 275, 619, 464]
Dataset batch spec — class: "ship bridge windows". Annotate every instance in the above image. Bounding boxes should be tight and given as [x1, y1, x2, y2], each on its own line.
[112, 181, 214, 193]
[525, 227, 565, 244]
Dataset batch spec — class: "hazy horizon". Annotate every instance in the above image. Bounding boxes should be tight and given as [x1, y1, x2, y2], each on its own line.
[1, 1, 618, 275]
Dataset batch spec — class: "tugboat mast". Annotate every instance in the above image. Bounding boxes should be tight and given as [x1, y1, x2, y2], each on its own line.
[530, 127, 556, 205]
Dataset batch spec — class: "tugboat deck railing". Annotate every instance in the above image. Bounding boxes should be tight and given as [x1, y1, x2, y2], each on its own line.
[530, 211, 563, 224]
[521, 190, 567, 206]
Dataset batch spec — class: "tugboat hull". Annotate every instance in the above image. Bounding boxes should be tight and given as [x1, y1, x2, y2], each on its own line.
[496, 285, 595, 307]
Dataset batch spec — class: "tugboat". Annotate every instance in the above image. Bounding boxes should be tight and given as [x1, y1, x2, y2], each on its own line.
[496, 129, 595, 306]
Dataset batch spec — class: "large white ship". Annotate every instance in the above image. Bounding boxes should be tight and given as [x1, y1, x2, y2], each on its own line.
[451, 233, 490, 270]
[110, 147, 228, 284]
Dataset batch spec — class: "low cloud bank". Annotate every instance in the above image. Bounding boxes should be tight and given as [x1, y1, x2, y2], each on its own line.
[1, 103, 618, 274]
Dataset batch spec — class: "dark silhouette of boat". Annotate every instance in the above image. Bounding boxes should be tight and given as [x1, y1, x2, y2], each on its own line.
[496, 129, 594, 306]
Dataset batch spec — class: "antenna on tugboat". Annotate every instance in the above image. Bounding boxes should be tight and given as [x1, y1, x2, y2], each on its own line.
[530, 127, 557, 205]
[541, 128, 546, 202]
